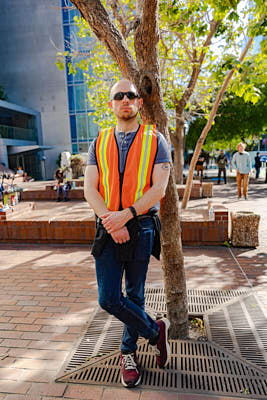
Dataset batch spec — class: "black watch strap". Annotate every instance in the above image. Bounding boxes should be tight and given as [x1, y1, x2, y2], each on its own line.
[129, 206, 137, 219]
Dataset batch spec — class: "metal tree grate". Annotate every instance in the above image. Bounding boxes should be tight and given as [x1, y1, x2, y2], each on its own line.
[56, 339, 267, 398]
[61, 288, 248, 373]
[204, 292, 267, 373]
[145, 285, 248, 315]
[64, 309, 123, 371]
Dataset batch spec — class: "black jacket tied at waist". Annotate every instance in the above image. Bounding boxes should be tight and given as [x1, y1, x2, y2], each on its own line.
[91, 211, 161, 262]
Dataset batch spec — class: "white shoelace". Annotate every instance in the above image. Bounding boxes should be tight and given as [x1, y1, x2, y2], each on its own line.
[122, 353, 138, 370]
[150, 344, 160, 356]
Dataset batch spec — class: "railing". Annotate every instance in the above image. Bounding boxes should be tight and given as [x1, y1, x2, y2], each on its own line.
[0, 124, 37, 141]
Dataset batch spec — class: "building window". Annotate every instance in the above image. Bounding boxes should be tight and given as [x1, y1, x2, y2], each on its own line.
[72, 143, 78, 153]
[78, 143, 89, 153]
[61, 0, 98, 154]
[76, 114, 87, 140]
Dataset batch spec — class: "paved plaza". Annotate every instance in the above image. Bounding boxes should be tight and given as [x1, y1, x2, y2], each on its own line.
[0, 181, 266, 399]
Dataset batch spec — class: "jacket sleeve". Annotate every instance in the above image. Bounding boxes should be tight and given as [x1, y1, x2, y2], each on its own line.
[232, 154, 237, 169]
[247, 154, 252, 171]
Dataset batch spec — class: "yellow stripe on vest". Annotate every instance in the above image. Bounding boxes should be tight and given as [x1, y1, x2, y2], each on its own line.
[99, 128, 112, 208]
[135, 125, 154, 202]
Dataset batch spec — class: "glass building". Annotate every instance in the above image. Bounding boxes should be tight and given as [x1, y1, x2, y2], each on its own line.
[61, 0, 98, 154]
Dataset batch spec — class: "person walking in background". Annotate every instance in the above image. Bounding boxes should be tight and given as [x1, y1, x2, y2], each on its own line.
[232, 143, 252, 200]
[84, 79, 171, 388]
[196, 153, 205, 180]
[216, 150, 228, 184]
[254, 152, 261, 179]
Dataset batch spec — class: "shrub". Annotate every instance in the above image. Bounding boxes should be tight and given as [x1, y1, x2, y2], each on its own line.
[71, 154, 86, 178]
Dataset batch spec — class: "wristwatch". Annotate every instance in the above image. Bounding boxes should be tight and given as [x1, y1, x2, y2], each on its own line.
[129, 205, 137, 219]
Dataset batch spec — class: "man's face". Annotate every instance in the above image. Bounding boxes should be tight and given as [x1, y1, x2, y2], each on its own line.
[237, 144, 245, 153]
[108, 81, 143, 121]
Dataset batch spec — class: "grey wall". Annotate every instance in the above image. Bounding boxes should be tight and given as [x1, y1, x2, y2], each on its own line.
[0, 0, 71, 178]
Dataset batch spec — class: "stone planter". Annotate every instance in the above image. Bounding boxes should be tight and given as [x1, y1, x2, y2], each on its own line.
[202, 182, 213, 198]
[230, 211, 260, 247]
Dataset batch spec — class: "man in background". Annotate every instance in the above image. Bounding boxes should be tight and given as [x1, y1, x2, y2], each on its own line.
[216, 150, 228, 184]
[254, 152, 262, 180]
[232, 143, 252, 200]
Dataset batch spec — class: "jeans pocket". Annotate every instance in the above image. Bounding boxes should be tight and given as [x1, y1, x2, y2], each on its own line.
[135, 227, 154, 261]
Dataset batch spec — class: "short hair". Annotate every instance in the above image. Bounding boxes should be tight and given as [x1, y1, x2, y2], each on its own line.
[236, 142, 246, 150]
[109, 79, 139, 100]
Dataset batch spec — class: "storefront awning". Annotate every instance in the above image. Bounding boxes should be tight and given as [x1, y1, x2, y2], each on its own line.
[7, 145, 53, 155]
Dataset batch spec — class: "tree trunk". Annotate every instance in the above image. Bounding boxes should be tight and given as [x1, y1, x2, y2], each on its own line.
[133, 0, 188, 338]
[181, 37, 253, 209]
[146, 104, 188, 339]
[160, 170, 188, 338]
[173, 107, 185, 184]
[71, 0, 188, 339]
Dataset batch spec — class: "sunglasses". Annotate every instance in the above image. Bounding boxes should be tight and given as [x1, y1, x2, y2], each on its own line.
[112, 91, 139, 101]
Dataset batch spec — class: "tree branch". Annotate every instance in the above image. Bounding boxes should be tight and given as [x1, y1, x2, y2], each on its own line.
[177, 19, 220, 113]
[175, 32, 193, 62]
[181, 37, 254, 209]
[71, 0, 139, 80]
[108, 0, 128, 38]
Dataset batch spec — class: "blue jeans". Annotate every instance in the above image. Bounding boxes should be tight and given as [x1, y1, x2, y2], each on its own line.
[94, 218, 159, 353]
[57, 185, 67, 200]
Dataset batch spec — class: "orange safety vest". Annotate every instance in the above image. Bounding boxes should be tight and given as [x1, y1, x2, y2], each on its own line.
[95, 124, 158, 211]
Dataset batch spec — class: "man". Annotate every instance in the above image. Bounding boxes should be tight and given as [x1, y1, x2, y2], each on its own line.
[254, 152, 261, 179]
[232, 142, 252, 200]
[196, 153, 205, 179]
[216, 150, 228, 184]
[84, 79, 171, 388]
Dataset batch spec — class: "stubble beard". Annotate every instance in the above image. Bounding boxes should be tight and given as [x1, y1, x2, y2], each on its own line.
[118, 110, 138, 122]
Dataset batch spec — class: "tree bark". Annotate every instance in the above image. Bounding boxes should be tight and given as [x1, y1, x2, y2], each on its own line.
[71, 0, 188, 339]
[173, 106, 185, 184]
[181, 37, 253, 209]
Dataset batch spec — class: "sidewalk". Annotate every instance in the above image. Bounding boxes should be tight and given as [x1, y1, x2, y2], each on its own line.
[0, 182, 266, 399]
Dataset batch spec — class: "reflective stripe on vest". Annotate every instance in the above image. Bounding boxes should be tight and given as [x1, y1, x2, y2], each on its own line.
[96, 124, 158, 211]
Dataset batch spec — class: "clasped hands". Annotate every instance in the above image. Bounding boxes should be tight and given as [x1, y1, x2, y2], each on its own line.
[101, 210, 130, 244]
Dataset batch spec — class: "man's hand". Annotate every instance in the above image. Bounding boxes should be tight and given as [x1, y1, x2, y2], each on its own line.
[101, 210, 131, 234]
[111, 226, 130, 244]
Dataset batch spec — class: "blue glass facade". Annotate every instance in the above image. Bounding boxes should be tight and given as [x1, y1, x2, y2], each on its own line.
[61, 0, 98, 154]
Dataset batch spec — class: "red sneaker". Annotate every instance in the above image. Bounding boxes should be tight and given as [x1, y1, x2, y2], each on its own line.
[120, 352, 141, 388]
[155, 318, 170, 368]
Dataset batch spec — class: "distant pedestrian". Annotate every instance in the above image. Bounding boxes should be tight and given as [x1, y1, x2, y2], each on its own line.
[232, 143, 252, 200]
[196, 153, 205, 179]
[254, 152, 261, 179]
[54, 168, 69, 202]
[15, 166, 33, 182]
[216, 150, 228, 184]
[16, 166, 24, 176]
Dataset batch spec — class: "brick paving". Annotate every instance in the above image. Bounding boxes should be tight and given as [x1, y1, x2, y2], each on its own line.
[0, 182, 266, 399]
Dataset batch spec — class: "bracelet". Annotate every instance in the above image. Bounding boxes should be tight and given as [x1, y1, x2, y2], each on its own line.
[129, 206, 137, 219]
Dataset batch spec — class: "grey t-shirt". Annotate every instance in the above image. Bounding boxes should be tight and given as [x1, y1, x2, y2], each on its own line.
[87, 126, 170, 172]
